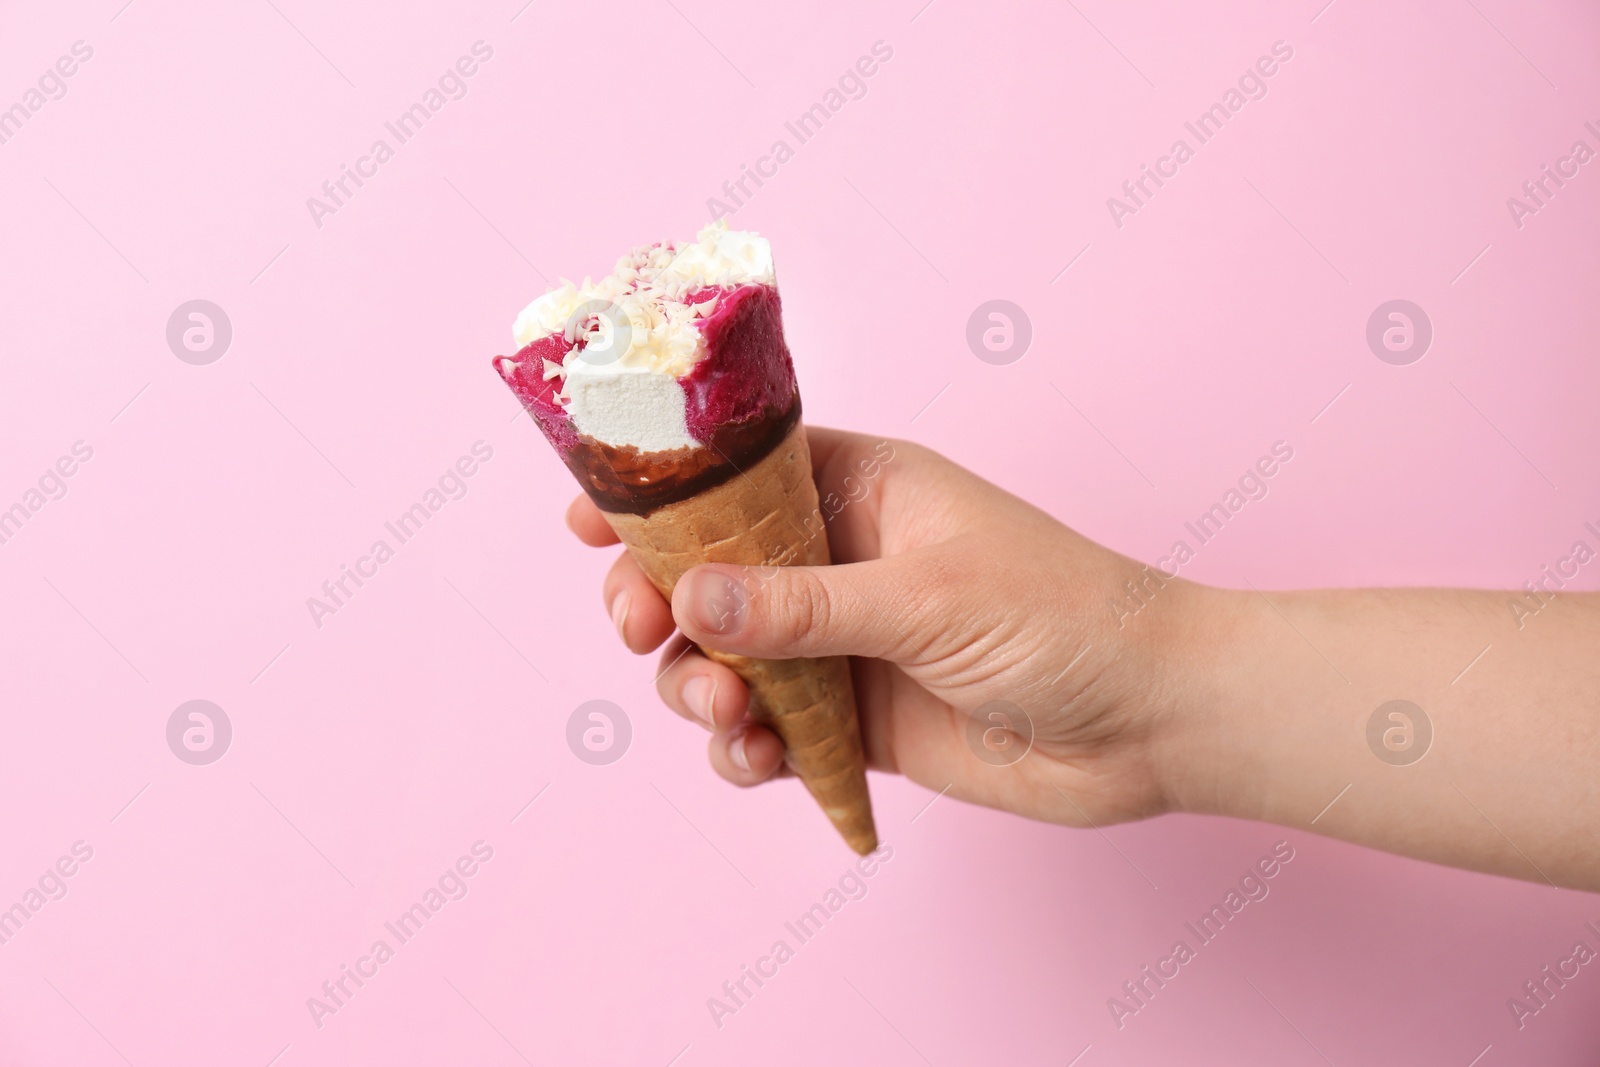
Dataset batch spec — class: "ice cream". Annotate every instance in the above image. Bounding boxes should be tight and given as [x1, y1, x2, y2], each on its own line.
[494, 221, 799, 513]
[492, 222, 878, 854]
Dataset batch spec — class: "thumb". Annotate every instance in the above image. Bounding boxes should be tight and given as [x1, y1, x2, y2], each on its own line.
[671, 556, 926, 662]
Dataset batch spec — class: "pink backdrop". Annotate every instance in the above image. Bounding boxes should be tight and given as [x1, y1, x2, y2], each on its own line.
[2, 0, 1598, 1063]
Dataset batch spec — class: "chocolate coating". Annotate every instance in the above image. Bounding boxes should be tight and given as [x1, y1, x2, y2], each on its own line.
[565, 398, 801, 515]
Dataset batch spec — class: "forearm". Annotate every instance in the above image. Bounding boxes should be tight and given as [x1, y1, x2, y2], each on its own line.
[1163, 585, 1600, 890]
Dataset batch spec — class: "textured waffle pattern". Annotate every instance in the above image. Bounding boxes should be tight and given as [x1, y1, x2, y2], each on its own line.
[603, 423, 878, 854]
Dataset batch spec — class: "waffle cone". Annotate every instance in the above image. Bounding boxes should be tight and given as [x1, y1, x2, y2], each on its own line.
[602, 422, 877, 854]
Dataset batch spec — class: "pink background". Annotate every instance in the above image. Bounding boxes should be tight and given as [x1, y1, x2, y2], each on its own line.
[2, 0, 1599, 1063]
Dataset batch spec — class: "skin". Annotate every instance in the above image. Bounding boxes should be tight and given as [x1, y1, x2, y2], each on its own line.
[569, 427, 1600, 892]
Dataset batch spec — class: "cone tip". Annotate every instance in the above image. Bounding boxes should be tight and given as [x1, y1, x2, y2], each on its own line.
[845, 829, 879, 855]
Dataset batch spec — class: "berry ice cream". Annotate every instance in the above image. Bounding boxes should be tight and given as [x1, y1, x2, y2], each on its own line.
[494, 222, 800, 515]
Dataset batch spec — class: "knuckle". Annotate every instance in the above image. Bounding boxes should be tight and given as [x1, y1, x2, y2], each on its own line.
[890, 554, 956, 652]
[894, 438, 940, 469]
[768, 568, 832, 647]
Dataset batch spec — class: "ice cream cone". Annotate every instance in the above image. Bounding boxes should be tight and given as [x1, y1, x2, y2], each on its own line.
[490, 220, 877, 853]
[602, 420, 877, 854]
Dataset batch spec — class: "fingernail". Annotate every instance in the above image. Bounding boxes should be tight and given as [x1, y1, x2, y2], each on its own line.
[685, 570, 747, 636]
[728, 727, 751, 772]
[681, 675, 716, 728]
[610, 590, 631, 644]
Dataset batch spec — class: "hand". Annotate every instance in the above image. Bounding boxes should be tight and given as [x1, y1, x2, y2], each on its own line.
[568, 426, 1600, 889]
[565, 426, 1208, 830]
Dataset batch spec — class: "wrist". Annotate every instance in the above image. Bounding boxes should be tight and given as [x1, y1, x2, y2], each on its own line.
[1142, 582, 1267, 820]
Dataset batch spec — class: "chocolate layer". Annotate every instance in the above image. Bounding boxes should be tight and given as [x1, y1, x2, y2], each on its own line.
[565, 397, 801, 515]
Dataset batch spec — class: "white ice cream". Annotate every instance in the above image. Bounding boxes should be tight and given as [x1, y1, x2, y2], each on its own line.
[498, 220, 775, 452]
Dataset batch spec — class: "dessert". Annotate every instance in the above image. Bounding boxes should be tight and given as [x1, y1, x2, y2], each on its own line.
[492, 221, 877, 854]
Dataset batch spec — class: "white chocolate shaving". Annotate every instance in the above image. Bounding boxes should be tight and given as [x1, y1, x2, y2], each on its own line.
[508, 221, 777, 451]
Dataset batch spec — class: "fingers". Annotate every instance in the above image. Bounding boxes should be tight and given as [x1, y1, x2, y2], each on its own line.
[799, 425, 867, 477]
[653, 634, 749, 730]
[575, 496, 671, 653]
[670, 551, 938, 663]
[654, 636, 787, 786]
[566, 494, 620, 546]
[802, 427, 902, 561]
[601, 551, 675, 654]
[708, 723, 786, 786]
